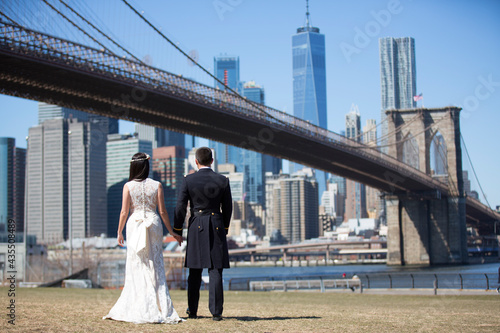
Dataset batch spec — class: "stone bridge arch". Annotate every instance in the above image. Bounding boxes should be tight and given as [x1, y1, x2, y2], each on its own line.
[384, 107, 467, 265]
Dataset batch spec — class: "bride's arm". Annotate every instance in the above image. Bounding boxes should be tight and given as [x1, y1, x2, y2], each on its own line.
[117, 183, 130, 247]
[158, 183, 182, 245]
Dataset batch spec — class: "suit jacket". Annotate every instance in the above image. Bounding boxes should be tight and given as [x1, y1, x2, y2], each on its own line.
[174, 168, 232, 269]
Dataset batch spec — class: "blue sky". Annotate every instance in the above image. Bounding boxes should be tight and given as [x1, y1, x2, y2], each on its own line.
[1, 0, 499, 206]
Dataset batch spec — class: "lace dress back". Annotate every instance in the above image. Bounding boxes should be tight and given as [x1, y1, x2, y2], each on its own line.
[103, 178, 182, 324]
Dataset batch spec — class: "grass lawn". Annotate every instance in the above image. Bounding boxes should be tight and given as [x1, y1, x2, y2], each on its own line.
[1, 287, 499, 332]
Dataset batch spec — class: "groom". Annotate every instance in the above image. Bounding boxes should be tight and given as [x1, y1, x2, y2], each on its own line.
[173, 147, 232, 321]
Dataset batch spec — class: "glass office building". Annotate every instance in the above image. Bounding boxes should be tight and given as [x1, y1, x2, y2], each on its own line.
[291, 8, 327, 197]
[292, 27, 327, 129]
[0, 138, 14, 233]
[135, 123, 185, 150]
[210, 55, 243, 171]
[379, 37, 417, 148]
[214, 55, 240, 91]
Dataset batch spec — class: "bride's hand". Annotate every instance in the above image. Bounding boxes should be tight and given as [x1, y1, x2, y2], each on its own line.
[117, 233, 125, 247]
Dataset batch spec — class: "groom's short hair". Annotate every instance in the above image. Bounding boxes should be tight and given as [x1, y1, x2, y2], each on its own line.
[196, 147, 213, 166]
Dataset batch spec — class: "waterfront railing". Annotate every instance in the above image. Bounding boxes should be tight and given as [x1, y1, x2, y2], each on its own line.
[230, 272, 500, 292]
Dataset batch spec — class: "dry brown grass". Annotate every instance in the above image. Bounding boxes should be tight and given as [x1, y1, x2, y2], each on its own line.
[1, 287, 499, 332]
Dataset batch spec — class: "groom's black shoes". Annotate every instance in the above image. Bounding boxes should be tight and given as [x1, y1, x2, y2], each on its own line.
[186, 308, 197, 319]
[212, 315, 223, 321]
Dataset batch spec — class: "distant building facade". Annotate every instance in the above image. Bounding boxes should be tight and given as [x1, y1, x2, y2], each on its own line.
[135, 123, 185, 150]
[363, 119, 377, 145]
[0, 138, 25, 233]
[106, 133, 152, 237]
[344, 106, 367, 221]
[362, 119, 380, 219]
[152, 146, 186, 226]
[267, 170, 319, 243]
[26, 118, 107, 243]
[379, 37, 417, 148]
[264, 172, 281, 237]
[210, 55, 242, 179]
[214, 55, 240, 91]
[38, 102, 118, 134]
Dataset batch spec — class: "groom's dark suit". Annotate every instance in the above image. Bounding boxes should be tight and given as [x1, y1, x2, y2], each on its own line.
[174, 167, 232, 317]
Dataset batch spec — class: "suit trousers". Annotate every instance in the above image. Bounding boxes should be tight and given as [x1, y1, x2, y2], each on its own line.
[188, 268, 224, 316]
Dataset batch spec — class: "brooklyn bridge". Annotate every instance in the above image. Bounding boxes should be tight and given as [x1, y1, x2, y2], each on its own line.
[0, 9, 498, 266]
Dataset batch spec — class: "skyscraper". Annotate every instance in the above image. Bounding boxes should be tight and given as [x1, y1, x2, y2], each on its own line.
[346, 104, 361, 140]
[379, 37, 417, 147]
[214, 55, 240, 91]
[0, 138, 14, 233]
[432, 134, 447, 175]
[344, 105, 367, 221]
[38, 102, 119, 134]
[152, 146, 186, 228]
[240, 80, 283, 205]
[264, 172, 281, 237]
[106, 134, 152, 237]
[362, 119, 380, 218]
[328, 175, 346, 223]
[25, 119, 107, 243]
[273, 171, 319, 243]
[363, 119, 377, 145]
[292, 5, 327, 128]
[240, 81, 265, 205]
[321, 182, 338, 217]
[291, 2, 327, 196]
[13, 146, 26, 233]
[135, 124, 185, 150]
[242, 80, 264, 103]
[0, 138, 25, 233]
[68, 120, 107, 238]
[242, 81, 282, 176]
[210, 55, 243, 170]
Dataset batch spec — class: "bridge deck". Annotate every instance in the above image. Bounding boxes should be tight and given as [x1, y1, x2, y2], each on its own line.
[0, 22, 498, 228]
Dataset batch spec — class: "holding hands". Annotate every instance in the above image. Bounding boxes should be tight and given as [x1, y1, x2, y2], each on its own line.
[173, 234, 183, 245]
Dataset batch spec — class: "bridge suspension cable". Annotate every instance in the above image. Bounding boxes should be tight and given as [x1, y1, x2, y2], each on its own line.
[56, 0, 143, 64]
[372, 113, 422, 146]
[460, 133, 493, 210]
[41, 0, 112, 54]
[120, 0, 284, 124]
[348, 113, 389, 142]
[0, 9, 20, 26]
[350, 113, 448, 150]
[434, 137, 461, 197]
[343, 112, 421, 149]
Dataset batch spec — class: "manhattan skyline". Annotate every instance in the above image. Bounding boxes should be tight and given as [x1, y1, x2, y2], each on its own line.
[0, 0, 499, 206]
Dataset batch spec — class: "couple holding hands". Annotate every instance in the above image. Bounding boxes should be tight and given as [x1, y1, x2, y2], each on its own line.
[103, 147, 232, 324]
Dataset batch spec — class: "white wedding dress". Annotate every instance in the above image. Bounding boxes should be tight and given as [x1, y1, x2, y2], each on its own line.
[103, 178, 183, 324]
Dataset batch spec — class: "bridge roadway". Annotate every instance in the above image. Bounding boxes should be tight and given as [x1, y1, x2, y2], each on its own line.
[0, 22, 498, 231]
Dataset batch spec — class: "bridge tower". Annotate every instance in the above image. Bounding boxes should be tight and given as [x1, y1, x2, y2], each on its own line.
[384, 106, 467, 265]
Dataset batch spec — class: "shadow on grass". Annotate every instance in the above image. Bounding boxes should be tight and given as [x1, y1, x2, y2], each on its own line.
[224, 316, 321, 321]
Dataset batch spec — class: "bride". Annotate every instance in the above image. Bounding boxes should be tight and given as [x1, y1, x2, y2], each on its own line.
[103, 152, 184, 324]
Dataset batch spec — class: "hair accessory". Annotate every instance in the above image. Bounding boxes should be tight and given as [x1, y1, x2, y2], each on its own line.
[130, 154, 151, 163]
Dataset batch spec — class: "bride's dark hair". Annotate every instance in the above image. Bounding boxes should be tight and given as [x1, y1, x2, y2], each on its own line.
[129, 152, 150, 181]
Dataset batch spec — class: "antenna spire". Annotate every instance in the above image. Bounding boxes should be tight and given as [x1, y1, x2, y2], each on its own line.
[305, 0, 310, 28]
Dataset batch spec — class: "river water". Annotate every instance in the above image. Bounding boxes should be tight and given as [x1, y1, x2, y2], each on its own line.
[215, 262, 500, 290]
